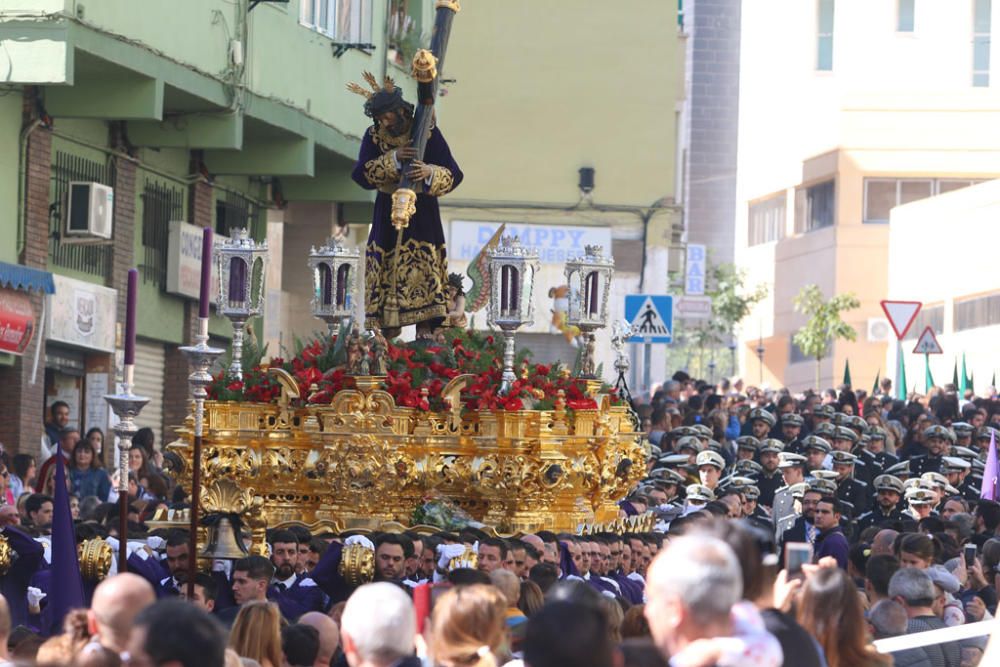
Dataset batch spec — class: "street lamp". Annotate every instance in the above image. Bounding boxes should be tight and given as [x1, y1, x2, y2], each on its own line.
[216, 228, 268, 381]
[756, 336, 766, 385]
[565, 245, 614, 379]
[308, 237, 360, 335]
[487, 236, 539, 395]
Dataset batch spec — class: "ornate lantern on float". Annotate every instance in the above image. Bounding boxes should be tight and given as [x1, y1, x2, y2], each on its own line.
[308, 237, 360, 335]
[565, 245, 614, 378]
[216, 228, 268, 381]
[487, 236, 539, 395]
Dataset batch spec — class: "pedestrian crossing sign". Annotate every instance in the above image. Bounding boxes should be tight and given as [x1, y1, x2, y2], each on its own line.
[624, 294, 673, 344]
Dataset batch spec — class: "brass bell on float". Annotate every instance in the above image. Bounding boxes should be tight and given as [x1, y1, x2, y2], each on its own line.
[200, 514, 250, 560]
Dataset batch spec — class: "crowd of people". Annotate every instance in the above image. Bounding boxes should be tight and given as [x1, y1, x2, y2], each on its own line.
[0, 375, 998, 666]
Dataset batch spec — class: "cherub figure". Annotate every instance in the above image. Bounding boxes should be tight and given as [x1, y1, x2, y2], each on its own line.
[444, 273, 467, 329]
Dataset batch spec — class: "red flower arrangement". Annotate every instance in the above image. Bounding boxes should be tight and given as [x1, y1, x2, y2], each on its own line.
[208, 328, 619, 412]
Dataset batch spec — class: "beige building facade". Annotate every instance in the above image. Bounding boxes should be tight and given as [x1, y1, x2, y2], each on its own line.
[734, 0, 1000, 391]
[438, 0, 686, 387]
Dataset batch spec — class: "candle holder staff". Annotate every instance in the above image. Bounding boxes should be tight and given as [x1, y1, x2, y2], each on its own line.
[104, 269, 149, 571]
[180, 227, 225, 599]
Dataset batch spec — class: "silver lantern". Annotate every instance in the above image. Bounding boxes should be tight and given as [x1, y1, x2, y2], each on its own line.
[308, 237, 360, 335]
[487, 236, 539, 395]
[565, 245, 614, 378]
[216, 228, 268, 381]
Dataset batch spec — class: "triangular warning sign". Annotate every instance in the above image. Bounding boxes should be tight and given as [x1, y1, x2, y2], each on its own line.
[629, 297, 672, 337]
[913, 326, 943, 355]
[880, 300, 922, 340]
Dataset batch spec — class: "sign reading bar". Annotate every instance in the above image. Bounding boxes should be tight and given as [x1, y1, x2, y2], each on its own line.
[0, 287, 36, 355]
[167, 221, 225, 301]
[685, 244, 707, 295]
[450, 220, 612, 265]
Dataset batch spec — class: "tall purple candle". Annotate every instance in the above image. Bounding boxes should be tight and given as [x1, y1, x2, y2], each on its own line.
[124, 268, 138, 365]
[198, 227, 213, 319]
[229, 258, 247, 303]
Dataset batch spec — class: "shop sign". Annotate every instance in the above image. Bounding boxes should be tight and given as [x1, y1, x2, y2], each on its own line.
[450, 220, 612, 265]
[47, 275, 116, 353]
[167, 221, 224, 301]
[0, 287, 36, 355]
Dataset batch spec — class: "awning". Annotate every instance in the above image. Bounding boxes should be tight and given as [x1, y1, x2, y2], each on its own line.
[0, 261, 55, 294]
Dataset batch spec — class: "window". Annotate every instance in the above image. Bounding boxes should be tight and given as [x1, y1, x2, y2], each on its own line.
[49, 150, 114, 279]
[300, 0, 372, 42]
[216, 191, 264, 242]
[678, 0, 685, 32]
[817, 0, 835, 71]
[789, 336, 812, 364]
[140, 179, 185, 287]
[974, 0, 992, 87]
[863, 178, 987, 222]
[954, 293, 1000, 331]
[748, 193, 787, 246]
[795, 180, 835, 232]
[388, 0, 422, 65]
[898, 0, 915, 31]
[903, 304, 944, 340]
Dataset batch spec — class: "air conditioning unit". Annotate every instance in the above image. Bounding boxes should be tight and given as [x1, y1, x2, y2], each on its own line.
[867, 317, 891, 343]
[61, 182, 113, 243]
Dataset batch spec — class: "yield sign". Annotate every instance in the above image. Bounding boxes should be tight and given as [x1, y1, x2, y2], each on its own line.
[912, 326, 943, 355]
[880, 300, 922, 340]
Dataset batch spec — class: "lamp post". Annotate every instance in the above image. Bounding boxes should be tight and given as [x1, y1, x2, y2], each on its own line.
[487, 236, 539, 395]
[216, 228, 268, 381]
[565, 245, 614, 379]
[756, 336, 766, 385]
[308, 237, 361, 335]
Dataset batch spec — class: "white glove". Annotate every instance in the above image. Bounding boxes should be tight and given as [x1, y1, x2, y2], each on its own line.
[26, 587, 46, 606]
[344, 535, 375, 550]
[436, 543, 467, 569]
[146, 536, 166, 551]
[105, 536, 119, 552]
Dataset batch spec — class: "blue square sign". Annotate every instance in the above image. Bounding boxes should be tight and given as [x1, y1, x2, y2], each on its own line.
[624, 294, 673, 344]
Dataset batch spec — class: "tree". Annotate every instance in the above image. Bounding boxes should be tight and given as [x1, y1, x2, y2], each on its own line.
[792, 285, 860, 391]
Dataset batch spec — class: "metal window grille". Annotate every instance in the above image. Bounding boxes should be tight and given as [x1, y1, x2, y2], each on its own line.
[48, 151, 115, 279]
[903, 305, 944, 340]
[215, 190, 264, 241]
[954, 294, 1000, 332]
[139, 179, 185, 287]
